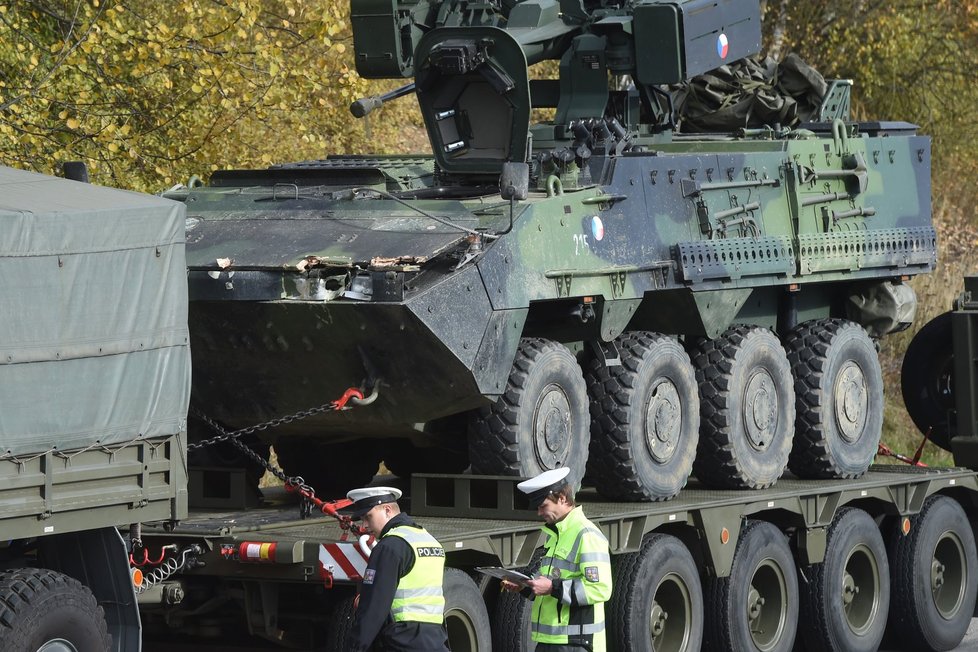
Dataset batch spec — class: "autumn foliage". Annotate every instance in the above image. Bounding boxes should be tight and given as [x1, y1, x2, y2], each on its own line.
[0, 0, 417, 191]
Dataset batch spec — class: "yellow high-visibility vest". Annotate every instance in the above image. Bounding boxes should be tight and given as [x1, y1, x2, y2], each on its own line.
[532, 506, 613, 652]
[385, 525, 446, 624]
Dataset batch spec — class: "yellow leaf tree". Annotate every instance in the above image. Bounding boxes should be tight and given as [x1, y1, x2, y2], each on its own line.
[0, 0, 420, 191]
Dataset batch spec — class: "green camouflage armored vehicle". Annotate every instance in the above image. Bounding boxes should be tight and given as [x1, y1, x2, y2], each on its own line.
[174, 0, 934, 500]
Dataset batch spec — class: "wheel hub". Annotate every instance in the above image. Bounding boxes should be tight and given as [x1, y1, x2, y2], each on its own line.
[535, 384, 571, 465]
[834, 361, 868, 442]
[744, 370, 778, 451]
[652, 572, 692, 652]
[932, 559, 946, 594]
[747, 587, 766, 620]
[650, 602, 668, 637]
[843, 544, 880, 636]
[747, 560, 788, 651]
[932, 532, 967, 619]
[647, 379, 681, 463]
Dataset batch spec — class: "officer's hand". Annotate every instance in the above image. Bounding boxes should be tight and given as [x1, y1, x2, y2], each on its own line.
[500, 580, 521, 593]
[527, 576, 553, 596]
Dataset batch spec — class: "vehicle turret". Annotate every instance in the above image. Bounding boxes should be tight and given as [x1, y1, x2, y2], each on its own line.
[351, 0, 762, 176]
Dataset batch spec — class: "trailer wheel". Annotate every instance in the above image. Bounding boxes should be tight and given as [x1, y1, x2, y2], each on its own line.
[0, 568, 111, 651]
[786, 319, 884, 478]
[798, 507, 890, 652]
[586, 332, 700, 501]
[610, 533, 703, 652]
[444, 569, 492, 651]
[491, 590, 535, 652]
[692, 326, 794, 489]
[705, 520, 798, 652]
[273, 439, 381, 496]
[469, 338, 589, 487]
[886, 495, 978, 651]
[900, 311, 955, 451]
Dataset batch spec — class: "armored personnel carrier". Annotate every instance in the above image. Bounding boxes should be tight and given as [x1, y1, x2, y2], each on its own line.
[175, 0, 934, 500]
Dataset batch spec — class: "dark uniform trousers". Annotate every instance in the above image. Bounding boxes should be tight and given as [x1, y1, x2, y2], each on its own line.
[535, 644, 592, 651]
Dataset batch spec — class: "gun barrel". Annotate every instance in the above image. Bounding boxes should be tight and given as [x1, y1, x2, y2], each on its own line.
[350, 83, 417, 118]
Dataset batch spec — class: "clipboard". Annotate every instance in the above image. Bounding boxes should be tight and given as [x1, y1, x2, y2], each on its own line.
[475, 566, 532, 587]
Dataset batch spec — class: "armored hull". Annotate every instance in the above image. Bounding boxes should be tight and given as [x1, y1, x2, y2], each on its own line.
[182, 119, 934, 494]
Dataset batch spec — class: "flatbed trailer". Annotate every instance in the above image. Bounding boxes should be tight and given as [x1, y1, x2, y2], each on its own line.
[136, 466, 978, 652]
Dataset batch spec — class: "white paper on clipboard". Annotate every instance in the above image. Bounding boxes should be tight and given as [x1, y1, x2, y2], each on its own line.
[475, 567, 532, 587]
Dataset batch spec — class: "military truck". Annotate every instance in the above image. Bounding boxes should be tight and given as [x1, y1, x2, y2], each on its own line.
[175, 0, 935, 503]
[0, 165, 189, 650]
[2, 169, 977, 652]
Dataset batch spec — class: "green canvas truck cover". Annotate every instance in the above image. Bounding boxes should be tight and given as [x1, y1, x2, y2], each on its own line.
[0, 166, 190, 457]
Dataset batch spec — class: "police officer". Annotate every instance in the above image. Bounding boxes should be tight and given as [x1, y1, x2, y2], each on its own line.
[503, 467, 613, 652]
[344, 486, 450, 652]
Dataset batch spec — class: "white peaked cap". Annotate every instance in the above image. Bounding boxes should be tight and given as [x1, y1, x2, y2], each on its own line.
[517, 467, 571, 507]
[342, 486, 403, 518]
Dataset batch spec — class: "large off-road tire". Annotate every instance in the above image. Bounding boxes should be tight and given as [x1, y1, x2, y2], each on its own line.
[444, 569, 492, 652]
[705, 521, 799, 652]
[786, 319, 884, 479]
[469, 338, 589, 487]
[610, 533, 703, 652]
[901, 311, 955, 451]
[273, 438, 381, 498]
[586, 332, 700, 501]
[886, 495, 978, 651]
[798, 508, 890, 652]
[691, 325, 794, 489]
[0, 568, 111, 652]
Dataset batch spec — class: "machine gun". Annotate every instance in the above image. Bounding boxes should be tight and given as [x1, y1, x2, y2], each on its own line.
[350, 0, 761, 175]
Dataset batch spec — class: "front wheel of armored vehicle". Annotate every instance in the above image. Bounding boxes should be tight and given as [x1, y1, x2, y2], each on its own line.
[0, 568, 111, 651]
[786, 319, 884, 479]
[886, 495, 978, 652]
[468, 338, 589, 487]
[798, 508, 890, 652]
[692, 325, 794, 489]
[610, 533, 704, 652]
[586, 332, 699, 501]
[705, 521, 799, 652]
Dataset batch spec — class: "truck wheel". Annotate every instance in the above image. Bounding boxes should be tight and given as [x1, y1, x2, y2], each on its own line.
[273, 439, 381, 497]
[786, 319, 884, 478]
[610, 533, 703, 652]
[900, 311, 955, 451]
[586, 332, 699, 501]
[0, 568, 111, 651]
[705, 521, 798, 652]
[444, 569, 492, 651]
[469, 338, 589, 487]
[798, 507, 890, 652]
[491, 590, 534, 652]
[692, 326, 794, 489]
[886, 495, 978, 651]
